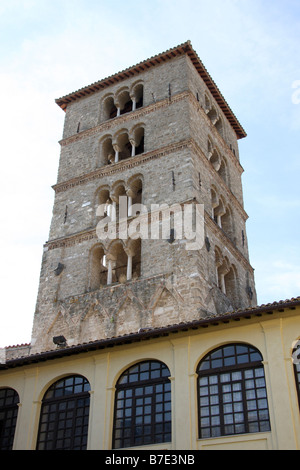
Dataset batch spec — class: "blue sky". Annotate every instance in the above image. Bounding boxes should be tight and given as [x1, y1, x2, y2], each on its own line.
[0, 0, 299, 347]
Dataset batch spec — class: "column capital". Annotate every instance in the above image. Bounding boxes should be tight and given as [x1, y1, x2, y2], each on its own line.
[112, 143, 121, 152]
[126, 188, 136, 198]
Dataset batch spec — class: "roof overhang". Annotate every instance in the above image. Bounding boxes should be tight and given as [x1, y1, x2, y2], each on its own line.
[55, 41, 247, 140]
[1, 297, 299, 370]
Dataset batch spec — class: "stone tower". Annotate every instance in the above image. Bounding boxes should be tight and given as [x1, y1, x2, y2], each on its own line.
[30, 41, 257, 353]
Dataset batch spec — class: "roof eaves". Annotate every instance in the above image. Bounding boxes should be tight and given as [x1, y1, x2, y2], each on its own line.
[54, 41, 246, 139]
[55, 41, 190, 111]
[1, 297, 299, 370]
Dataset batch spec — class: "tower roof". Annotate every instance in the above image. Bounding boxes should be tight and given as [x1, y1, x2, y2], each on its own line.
[55, 41, 247, 139]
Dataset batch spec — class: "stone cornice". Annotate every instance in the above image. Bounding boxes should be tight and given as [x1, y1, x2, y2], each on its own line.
[45, 228, 98, 251]
[53, 135, 248, 225]
[45, 198, 197, 250]
[44, 197, 252, 272]
[52, 139, 192, 194]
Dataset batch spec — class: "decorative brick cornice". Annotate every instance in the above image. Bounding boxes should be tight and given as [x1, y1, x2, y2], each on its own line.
[45, 228, 98, 251]
[45, 198, 197, 251]
[52, 139, 192, 194]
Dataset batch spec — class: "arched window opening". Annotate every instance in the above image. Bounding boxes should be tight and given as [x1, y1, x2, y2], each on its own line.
[97, 188, 113, 219]
[109, 241, 128, 284]
[207, 106, 218, 125]
[293, 341, 300, 408]
[101, 137, 115, 165]
[215, 249, 237, 306]
[216, 256, 230, 295]
[215, 117, 224, 138]
[211, 188, 218, 218]
[112, 360, 171, 449]
[209, 149, 221, 172]
[207, 138, 213, 158]
[36, 375, 91, 450]
[103, 96, 117, 120]
[131, 178, 143, 211]
[134, 84, 144, 109]
[130, 83, 144, 111]
[221, 207, 234, 241]
[204, 94, 211, 113]
[197, 344, 271, 439]
[224, 265, 238, 307]
[121, 99, 133, 115]
[218, 158, 228, 186]
[90, 245, 107, 290]
[128, 238, 142, 281]
[0, 388, 19, 450]
[117, 90, 132, 116]
[112, 183, 127, 221]
[127, 176, 143, 217]
[134, 127, 145, 156]
[116, 133, 132, 162]
[213, 198, 225, 228]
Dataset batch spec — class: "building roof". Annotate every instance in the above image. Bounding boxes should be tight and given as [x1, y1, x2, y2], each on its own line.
[55, 40, 247, 140]
[1, 296, 299, 370]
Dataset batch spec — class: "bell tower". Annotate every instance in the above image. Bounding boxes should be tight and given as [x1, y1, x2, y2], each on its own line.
[30, 41, 256, 353]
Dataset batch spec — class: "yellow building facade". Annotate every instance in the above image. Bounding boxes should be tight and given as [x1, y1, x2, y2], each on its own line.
[1, 298, 300, 450]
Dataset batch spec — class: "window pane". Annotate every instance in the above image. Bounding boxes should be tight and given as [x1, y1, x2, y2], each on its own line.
[0, 388, 19, 451]
[36, 376, 90, 450]
[113, 361, 171, 449]
[198, 345, 270, 439]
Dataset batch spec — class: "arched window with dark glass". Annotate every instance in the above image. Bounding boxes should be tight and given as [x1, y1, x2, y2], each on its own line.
[0, 388, 19, 450]
[292, 340, 300, 408]
[197, 343, 271, 439]
[113, 360, 171, 449]
[36, 375, 91, 450]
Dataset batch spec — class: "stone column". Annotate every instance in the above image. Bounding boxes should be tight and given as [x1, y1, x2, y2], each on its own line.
[106, 256, 116, 285]
[127, 254, 133, 281]
[113, 144, 120, 163]
[131, 96, 136, 111]
[130, 139, 136, 157]
[220, 273, 226, 294]
[126, 189, 135, 217]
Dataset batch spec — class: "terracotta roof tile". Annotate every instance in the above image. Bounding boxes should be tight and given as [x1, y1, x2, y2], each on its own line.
[1, 296, 299, 369]
[55, 40, 247, 139]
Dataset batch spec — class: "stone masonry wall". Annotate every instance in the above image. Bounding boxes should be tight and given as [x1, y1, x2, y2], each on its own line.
[30, 53, 257, 353]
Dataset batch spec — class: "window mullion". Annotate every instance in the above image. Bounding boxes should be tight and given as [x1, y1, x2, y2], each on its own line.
[218, 375, 225, 437]
[131, 391, 138, 448]
[241, 370, 249, 434]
